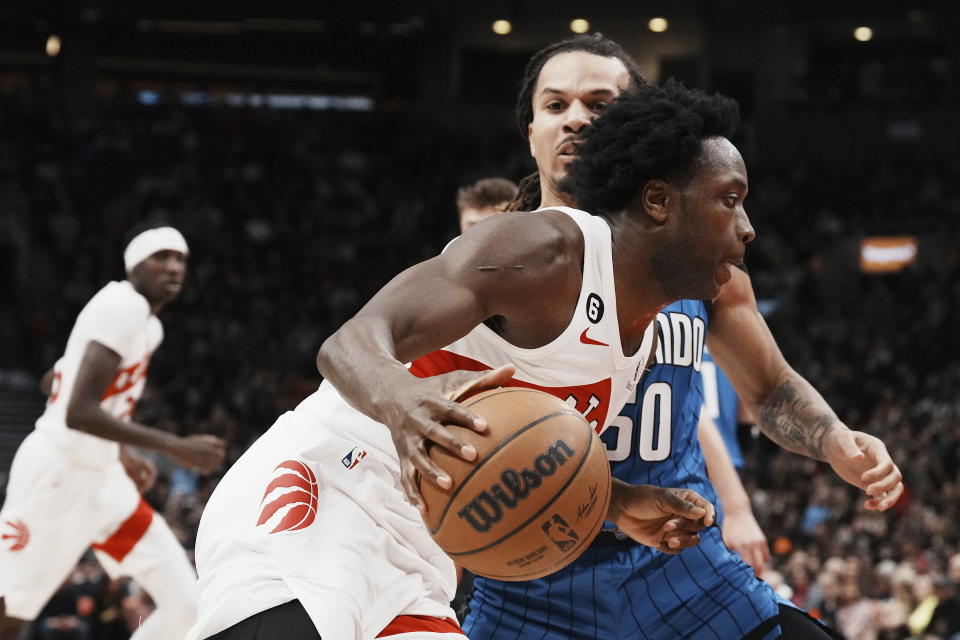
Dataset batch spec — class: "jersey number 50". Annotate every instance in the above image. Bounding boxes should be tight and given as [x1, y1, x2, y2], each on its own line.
[603, 383, 672, 462]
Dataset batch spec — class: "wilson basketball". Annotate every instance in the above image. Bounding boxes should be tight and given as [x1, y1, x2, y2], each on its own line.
[420, 387, 611, 581]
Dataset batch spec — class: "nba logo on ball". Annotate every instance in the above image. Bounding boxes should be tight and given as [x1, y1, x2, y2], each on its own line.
[420, 388, 611, 581]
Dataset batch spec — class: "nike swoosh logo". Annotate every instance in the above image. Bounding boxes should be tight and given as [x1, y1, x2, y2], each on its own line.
[579, 328, 609, 347]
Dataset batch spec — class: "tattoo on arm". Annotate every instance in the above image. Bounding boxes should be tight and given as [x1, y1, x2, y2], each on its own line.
[757, 379, 836, 460]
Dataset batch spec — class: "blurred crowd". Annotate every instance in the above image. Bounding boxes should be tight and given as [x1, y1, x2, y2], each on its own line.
[1, 87, 958, 639]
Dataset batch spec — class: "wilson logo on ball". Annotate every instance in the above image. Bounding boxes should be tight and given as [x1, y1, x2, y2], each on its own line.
[457, 439, 575, 533]
[256, 460, 318, 534]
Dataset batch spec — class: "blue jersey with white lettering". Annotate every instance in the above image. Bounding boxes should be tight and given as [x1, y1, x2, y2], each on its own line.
[702, 347, 745, 470]
[464, 299, 788, 640]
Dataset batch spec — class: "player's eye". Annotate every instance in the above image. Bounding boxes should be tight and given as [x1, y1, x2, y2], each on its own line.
[591, 101, 609, 112]
[545, 100, 565, 111]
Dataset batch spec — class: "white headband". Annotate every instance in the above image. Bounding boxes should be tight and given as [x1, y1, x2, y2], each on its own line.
[123, 227, 189, 272]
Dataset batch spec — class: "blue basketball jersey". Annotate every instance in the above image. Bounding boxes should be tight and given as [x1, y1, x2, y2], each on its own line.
[464, 299, 787, 639]
[701, 347, 745, 470]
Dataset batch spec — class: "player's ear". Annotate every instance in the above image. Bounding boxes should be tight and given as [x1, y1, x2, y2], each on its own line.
[640, 179, 670, 224]
[527, 123, 536, 158]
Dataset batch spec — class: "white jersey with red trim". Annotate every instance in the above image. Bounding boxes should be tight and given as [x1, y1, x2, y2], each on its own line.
[192, 206, 655, 639]
[298, 205, 654, 447]
[35, 280, 162, 468]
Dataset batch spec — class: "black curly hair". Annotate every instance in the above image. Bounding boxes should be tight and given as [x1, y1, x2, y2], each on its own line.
[508, 33, 646, 212]
[558, 79, 741, 218]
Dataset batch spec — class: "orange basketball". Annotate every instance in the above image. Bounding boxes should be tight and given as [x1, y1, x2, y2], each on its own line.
[420, 387, 611, 581]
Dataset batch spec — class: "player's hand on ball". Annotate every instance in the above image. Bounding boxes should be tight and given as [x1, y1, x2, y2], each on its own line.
[172, 434, 226, 474]
[119, 446, 157, 494]
[823, 428, 904, 511]
[389, 364, 515, 513]
[607, 480, 715, 554]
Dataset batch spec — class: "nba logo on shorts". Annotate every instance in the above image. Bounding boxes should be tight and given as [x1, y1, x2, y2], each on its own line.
[256, 460, 318, 534]
[341, 447, 367, 470]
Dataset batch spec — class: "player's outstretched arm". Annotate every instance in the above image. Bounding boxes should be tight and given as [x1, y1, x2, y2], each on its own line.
[66, 340, 225, 474]
[317, 210, 583, 511]
[708, 268, 904, 511]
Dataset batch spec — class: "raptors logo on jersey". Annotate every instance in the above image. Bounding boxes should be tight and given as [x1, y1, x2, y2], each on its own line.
[256, 460, 319, 534]
[411, 350, 612, 433]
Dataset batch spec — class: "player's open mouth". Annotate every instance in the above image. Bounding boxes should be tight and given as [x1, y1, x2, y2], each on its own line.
[557, 139, 579, 158]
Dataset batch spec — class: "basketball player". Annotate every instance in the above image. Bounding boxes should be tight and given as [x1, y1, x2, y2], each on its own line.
[462, 34, 900, 639]
[457, 178, 518, 233]
[188, 81, 749, 640]
[0, 224, 226, 640]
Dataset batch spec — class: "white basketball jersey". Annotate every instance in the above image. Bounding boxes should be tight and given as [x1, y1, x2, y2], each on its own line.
[297, 206, 654, 451]
[35, 280, 163, 467]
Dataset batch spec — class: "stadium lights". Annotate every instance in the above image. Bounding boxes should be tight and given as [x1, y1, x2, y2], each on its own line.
[492, 19, 512, 35]
[648, 17, 669, 33]
[570, 19, 590, 34]
[45, 34, 61, 57]
[854, 26, 873, 42]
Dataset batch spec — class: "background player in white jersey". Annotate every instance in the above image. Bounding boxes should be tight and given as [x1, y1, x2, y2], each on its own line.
[456, 177, 518, 233]
[0, 223, 226, 640]
[189, 82, 751, 640]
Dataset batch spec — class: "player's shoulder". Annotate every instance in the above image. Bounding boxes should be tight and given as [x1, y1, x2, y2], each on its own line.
[450, 208, 583, 267]
[85, 280, 151, 317]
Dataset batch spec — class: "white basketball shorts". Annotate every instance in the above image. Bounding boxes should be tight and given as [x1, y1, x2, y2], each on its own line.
[189, 408, 461, 640]
[0, 430, 178, 619]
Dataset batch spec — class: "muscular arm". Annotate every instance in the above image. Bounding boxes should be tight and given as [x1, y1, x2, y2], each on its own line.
[67, 341, 181, 453]
[707, 268, 840, 459]
[316, 211, 581, 504]
[317, 210, 578, 422]
[66, 341, 224, 473]
[707, 268, 903, 510]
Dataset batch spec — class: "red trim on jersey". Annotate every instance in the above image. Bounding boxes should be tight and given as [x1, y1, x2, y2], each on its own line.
[376, 615, 464, 637]
[410, 350, 490, 378]
[91, 497, 154, 562]
[411, 350, 612, 433]
[100, 359, 150, 402]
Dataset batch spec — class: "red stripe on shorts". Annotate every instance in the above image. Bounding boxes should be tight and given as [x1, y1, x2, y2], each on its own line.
[376, 615, 464, 638]
[91, 497, 155, 563]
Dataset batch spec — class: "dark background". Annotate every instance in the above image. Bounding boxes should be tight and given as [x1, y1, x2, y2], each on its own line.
[1, 2, 959, 638]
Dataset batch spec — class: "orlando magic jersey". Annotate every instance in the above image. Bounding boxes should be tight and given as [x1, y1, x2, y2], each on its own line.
[463, 299, 785, 640]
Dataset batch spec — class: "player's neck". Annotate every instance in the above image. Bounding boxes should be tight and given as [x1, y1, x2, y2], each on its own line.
[128, 279, 164, 315]
[538, 181, 575, 210]
[608, 222, 670, 352]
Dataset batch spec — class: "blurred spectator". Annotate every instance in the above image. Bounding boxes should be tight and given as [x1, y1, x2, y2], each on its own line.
[455, 177, 517, 232]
